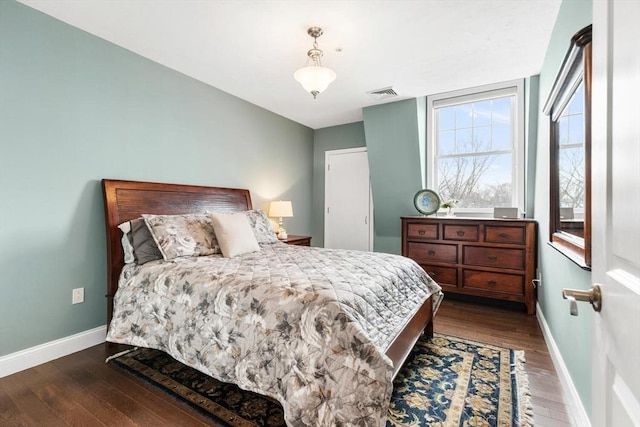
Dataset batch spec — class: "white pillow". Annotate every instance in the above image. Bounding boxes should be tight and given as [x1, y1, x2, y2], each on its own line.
[117, 221, 135, 264]
[209, 212, 260, 258]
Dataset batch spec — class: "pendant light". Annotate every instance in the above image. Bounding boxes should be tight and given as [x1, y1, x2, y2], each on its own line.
[294, 27, 336, 99]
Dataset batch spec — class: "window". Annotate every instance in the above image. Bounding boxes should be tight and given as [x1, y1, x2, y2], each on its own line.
[557, 84, 586, 221]
[426, 80, 525, 214]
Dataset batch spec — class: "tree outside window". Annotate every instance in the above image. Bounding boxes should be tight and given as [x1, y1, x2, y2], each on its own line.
[557, 84, 585, 214]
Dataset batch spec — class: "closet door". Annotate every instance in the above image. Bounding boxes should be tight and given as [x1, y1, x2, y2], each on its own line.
[324, 148, 373, 251]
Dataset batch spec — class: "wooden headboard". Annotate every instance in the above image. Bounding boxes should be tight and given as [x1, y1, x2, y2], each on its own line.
[102, 179, 253, 323]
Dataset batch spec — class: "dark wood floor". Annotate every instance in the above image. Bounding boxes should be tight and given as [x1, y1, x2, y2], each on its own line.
[1, 298, 576, 426]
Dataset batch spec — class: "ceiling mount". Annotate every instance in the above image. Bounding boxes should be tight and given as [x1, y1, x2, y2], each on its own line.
[307, 26, 323, 39]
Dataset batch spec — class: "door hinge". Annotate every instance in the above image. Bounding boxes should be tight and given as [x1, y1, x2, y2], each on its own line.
[327, 163, 330, 171]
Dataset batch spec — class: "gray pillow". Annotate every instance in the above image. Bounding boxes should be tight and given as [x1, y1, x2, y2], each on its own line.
[130, 218, 163, 264]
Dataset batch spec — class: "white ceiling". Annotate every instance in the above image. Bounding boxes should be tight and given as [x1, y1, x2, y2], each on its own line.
[18, 0, 561, 130]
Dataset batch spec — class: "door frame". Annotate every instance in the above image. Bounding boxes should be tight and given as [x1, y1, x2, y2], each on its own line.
[324, 147, 374, 251]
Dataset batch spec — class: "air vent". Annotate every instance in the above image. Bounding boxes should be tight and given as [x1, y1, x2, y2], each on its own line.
[367, 86, 398, 100]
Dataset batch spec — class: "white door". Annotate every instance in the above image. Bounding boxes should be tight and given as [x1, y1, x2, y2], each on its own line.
[324, 148, 373, 251]
[591, 1, 640, 425]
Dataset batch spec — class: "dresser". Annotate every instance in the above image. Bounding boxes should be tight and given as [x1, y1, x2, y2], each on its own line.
[402, 217, 537, 314]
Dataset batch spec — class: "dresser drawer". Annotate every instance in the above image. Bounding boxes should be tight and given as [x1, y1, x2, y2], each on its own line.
[407, 223, 439, 239]
[407, 242, 457, 263]
[420, 264, 457, 287]
[484, 226, 526, 244]
[462, 270, 524, 295]
[443, 224, 479, 241]
[463, 246, 525, 270]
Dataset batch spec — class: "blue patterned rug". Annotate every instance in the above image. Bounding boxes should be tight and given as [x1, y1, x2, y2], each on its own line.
[110, 333, 533, 426]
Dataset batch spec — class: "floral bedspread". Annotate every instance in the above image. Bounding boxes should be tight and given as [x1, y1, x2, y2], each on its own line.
[106, 244, 442, 426]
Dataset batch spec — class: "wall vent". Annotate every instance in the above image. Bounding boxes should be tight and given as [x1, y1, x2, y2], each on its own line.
[367, 86, 398, 100]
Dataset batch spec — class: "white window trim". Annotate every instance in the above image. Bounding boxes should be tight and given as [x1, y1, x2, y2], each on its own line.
[426, 79, 525, 216]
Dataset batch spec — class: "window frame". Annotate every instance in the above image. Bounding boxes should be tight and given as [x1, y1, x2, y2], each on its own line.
[544, 25, 592, 270]
[426, 79, 526, 216]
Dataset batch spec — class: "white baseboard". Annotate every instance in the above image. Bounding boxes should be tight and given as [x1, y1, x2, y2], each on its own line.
[536, 303, 591, 427]
[0, 325, 106, 378]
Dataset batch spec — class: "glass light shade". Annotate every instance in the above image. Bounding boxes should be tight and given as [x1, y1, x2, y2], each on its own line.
[294, 66, 336, 95]
[268, 201, 293, 218]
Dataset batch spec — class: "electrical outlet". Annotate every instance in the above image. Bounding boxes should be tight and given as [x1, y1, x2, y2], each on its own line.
[537, 270, 542, 286]
[532, 270, 542, 288]
[72, 287, 84, 304]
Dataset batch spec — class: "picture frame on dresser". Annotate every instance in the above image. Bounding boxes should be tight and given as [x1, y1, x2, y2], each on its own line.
[402, 216, 537, 314]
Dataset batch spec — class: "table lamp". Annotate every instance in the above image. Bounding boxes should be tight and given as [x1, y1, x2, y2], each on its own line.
[268, 201, 293, 240]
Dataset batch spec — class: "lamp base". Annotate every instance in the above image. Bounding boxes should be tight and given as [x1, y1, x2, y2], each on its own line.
[277, 228, 288, 240]
[276, 217, 288, 240]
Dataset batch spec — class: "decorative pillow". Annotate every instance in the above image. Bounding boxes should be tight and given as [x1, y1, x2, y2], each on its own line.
[117, 221, 135, 264]
[209, 212, 261, 258]
[142, 213, 220, 261]
[244, 209, 280, 245]
[130, 218, 164, 264]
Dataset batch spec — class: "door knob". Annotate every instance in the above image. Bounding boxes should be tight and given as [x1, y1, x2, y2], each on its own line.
[562, 284, 602, 316]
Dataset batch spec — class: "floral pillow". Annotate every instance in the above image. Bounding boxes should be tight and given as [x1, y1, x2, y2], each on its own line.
[244, 209, 280, 245]
[142, 213, 220, 261]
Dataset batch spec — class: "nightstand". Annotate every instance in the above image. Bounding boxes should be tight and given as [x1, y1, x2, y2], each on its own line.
[282, 235, 311, 246]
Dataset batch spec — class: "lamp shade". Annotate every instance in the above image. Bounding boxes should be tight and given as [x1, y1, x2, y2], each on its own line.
[268, 201, 293, 218]
[294, 66, 337, 95]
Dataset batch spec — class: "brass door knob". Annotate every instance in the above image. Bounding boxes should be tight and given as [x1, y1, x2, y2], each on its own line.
[562, 284, 602, 316]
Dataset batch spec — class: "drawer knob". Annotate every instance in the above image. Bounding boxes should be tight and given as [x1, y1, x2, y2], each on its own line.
[487, 254, 498, 261]
[428, 250, 436, 256]
[487, 280, 498, 287]
[499, 232, 509, 238]
[456, 230, 466, 236]
[418, 230, 426, 236]
[428, 271, 437, 277]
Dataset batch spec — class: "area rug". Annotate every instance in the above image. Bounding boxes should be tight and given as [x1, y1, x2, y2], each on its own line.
[109, 334, 533, 426]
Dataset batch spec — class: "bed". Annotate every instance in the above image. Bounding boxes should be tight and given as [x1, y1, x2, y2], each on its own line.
[102, 179, 442, 426]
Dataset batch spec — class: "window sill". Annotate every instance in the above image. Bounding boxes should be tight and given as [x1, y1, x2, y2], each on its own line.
[437, 210, 526, 219]
[548, 232, 591, 270]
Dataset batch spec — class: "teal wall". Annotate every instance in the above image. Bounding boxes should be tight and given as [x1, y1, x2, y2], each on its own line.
[0, 1, 313, 356]
[312, 101, 426, 254]
[363, 99, 424, 254]
[534, 0, 593, 416]
[312, 122, 366, 247]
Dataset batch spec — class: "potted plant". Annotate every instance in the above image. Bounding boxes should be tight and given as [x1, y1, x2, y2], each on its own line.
[441, 199, 460, 217]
